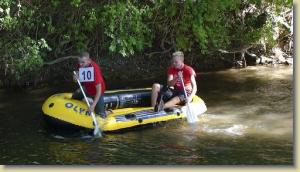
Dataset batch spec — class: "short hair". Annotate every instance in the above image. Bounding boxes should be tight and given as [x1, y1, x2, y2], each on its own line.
[172, 51, 184, 60]
[80, 51, 90, 58]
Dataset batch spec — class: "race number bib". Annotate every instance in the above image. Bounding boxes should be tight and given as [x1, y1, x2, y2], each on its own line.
[79, 67, 94, 82]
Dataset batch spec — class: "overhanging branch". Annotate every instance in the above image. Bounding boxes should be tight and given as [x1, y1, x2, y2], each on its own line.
[43, 56, 78, 65]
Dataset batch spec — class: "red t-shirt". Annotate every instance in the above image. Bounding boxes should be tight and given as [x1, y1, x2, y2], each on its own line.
[167, 64, 196, 93]
[76, 60, 106, 96]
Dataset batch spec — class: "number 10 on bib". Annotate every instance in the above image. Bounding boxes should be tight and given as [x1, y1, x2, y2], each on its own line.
[79, 67, 94, 82]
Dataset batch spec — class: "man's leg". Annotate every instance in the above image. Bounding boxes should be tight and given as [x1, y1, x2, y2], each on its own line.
[163, 96, 181, 109]
[94, 95, 106, 118]
[151, 83, 161, 107]
[72, 88, 84, 100]
[162, 89, 187, 109]
[72, 87, 92, 103]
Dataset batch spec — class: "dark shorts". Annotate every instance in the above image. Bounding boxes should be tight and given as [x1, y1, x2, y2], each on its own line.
[158, 85, 190, 104]
[72, 88, 106, 117]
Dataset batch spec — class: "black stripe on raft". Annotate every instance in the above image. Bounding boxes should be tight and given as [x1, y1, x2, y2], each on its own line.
[115, 109, 182, 122]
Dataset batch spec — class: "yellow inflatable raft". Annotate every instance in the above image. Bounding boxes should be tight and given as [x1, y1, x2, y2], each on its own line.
[42, 88, 207, 132]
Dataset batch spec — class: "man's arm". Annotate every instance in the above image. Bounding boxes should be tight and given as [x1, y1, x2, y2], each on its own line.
[73, 71, 79, 82]
[167, 74, 178, 87]
[89, 84, 102, 113]
[188, 74, 197, 102]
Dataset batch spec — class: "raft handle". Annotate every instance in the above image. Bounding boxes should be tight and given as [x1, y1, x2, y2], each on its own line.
[49, 103, 54, 108]
[138, 118, 143, 123]
[125, 114, 136, 120]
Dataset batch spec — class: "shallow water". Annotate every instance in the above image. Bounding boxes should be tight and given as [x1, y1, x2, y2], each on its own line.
[0, 66, 293, 165]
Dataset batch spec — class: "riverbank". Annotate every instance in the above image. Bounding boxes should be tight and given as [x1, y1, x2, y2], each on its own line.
[0, 52, 293, 90]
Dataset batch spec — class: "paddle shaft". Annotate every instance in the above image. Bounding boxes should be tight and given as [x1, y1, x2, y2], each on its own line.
[178, 73, 189, 102]
[178, 72, 198, 123]
[73, 71, 102, 136]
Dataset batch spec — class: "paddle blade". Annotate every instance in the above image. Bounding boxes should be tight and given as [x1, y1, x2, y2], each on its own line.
[91, 117, 102, 137]
[186, 104, 199, 123]
[93, 127, 102, 137]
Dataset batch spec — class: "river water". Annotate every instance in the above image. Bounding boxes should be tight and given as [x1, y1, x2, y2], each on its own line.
[0, 66, 293, 165]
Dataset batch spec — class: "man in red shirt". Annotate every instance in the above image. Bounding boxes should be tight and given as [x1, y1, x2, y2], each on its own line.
[72, 52, 107, 118]
[151, 51, 197, 112]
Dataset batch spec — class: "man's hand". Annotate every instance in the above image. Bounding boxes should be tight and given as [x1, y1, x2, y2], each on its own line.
[177, 71, 183, 78]
[89, 103, 96, 113]
[187, 96, 192, 103]
[184, 96, 192, 104]
[173, 75, 179, 82]
[73, 72, 79, 82]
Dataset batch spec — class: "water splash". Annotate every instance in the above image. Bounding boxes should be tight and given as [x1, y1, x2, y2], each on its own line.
[203, 124, 248, 136]
[80, 135, 93, 139]
[52, 135, 65, 139]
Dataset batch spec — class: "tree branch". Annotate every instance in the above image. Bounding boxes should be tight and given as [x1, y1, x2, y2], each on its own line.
[43, 56, 78, 65]
[218, 44, 254, 54]
[145, 47, 172, 56]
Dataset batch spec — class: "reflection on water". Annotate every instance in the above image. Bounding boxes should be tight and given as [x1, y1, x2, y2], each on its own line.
[0, 66, 293, 165]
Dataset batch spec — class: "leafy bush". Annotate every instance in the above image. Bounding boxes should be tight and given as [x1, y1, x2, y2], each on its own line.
[102, 1, 152, 57]
[0, 0, 293, 87]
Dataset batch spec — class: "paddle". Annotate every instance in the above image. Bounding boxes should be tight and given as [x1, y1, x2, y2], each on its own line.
[73, 71, 102, 137]
[178, 72, 199, 123]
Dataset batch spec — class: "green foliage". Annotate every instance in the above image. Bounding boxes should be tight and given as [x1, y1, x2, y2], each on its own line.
[1, 37, 50, 80]
[0, 0, 294, 87]
[69, 0, 81, 7]
[0, 0, 49, 84]
[102, 2, 152, 57]
[0, 0, 18, 30]
[146, 0, 240, 53]
[262, 19, 277, 50]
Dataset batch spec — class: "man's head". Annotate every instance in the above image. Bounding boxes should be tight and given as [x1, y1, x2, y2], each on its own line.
[171, 51, 184, 69]
[78, 51, 91, 67]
